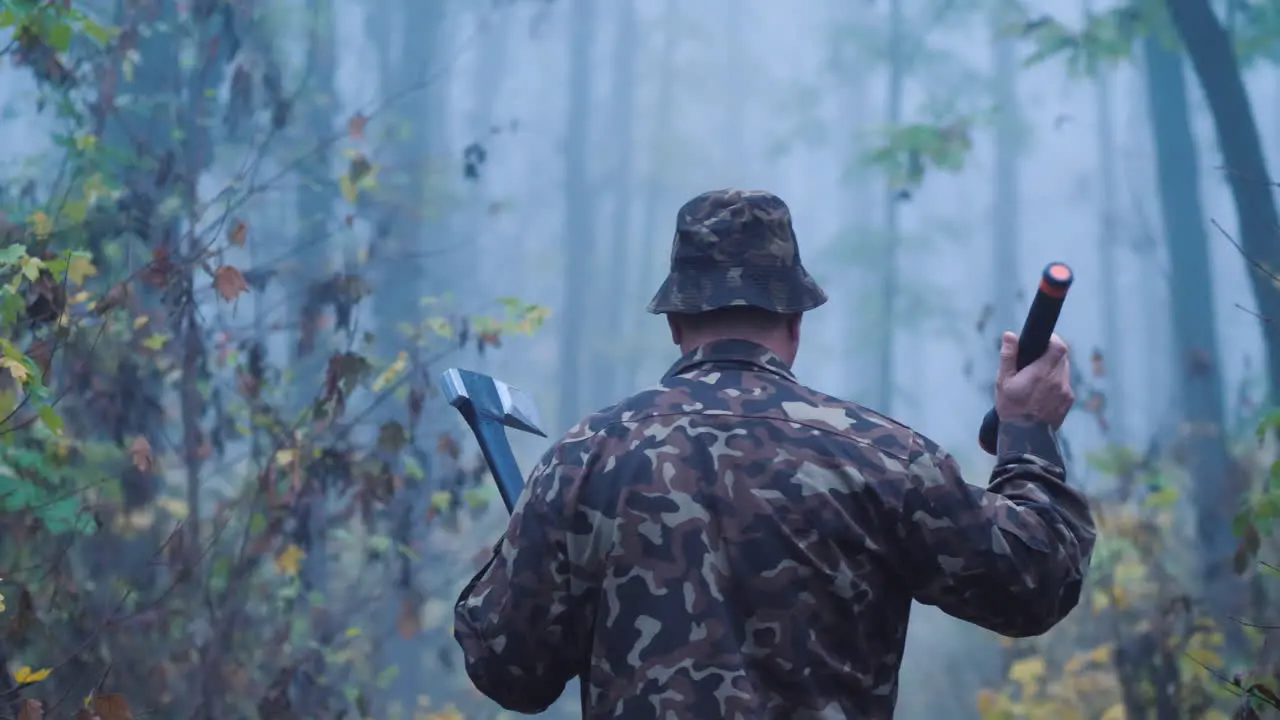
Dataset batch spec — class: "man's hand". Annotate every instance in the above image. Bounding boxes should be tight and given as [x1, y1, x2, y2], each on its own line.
[994, 331, 1074, 428]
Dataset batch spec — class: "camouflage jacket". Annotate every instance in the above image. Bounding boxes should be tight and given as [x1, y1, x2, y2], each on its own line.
[454, 339, 1096, 719]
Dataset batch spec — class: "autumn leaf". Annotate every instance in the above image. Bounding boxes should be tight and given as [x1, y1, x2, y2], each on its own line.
[0, 589, 6, 613]
[347, 112, 368, 140]
[0, 357, 29, 383]
[17, 698, 42, 720]
[92, 693, 134, 720]
[227, 219, 247, 247]
[437, 433, 460, 460]
[67, 254, 97, 285]
[27, 211, 52, 239]
[129, 435, 152, 473]
[213, 265, 250, 302]
[275, 543, 305, 576]
[14, 666, 52, 684]
[1090, 348, 1105, 378]
[372, 352, 408, 392]
[397, 595, 421, 639]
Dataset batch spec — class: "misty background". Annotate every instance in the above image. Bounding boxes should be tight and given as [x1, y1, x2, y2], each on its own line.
[0, 0, 1276, 717]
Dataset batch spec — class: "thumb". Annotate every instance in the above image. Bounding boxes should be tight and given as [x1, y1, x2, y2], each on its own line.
[997, 332, 1019, 379]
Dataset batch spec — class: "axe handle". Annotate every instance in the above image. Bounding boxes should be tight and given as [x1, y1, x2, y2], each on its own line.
[470, 417, 526, 513]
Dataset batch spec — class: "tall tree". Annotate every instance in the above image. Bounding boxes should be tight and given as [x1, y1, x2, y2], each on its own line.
[592, 0, 638, 405]
[557, 0, 597, 431]
[1090, 11, 1127, 445]
[1140, 32, 1237, 641]
[989, 5, 1021, 373]
[873, 0, 906, 414]
[622, 0, 678, 393]
[1165, 0, 1280, 409]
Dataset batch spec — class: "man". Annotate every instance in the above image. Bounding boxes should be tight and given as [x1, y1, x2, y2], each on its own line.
[453, 189, 1096, 718]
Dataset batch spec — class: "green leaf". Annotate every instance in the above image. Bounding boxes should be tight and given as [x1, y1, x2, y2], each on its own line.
[47, 20, 72, 52]
[78, 17, 116, 46]
[0, 245, 26, 266]
[36, 405, 62, 435]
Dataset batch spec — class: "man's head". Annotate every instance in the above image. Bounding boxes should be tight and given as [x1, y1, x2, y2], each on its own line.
[647, 189, 826, 365]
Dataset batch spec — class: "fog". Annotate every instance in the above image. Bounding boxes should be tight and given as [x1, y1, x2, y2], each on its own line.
[0, 0, 1276, 716]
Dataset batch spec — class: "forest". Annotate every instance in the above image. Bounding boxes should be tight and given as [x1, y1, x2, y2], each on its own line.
[0, 0, 1278, 717]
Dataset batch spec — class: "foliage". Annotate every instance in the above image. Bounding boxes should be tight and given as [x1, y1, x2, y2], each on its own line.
[863, 119, 977, 193]
[973, 419, 1280, 719]
[0, 3, 547, 718]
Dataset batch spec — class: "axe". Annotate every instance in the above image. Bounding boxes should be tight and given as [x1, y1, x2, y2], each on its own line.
[438, 368, 548, 513]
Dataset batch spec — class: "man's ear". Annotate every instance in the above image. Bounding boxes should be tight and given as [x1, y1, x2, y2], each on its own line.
[667, 314, 682, 346]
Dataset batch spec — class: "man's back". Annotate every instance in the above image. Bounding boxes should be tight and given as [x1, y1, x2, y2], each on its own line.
[453, 189, 1093, 719]
[454, 339, 1095, 719]
[578, 340, 921, 718]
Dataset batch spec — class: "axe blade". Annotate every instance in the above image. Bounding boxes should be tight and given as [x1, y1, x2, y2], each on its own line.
[438, 368, 547, 513]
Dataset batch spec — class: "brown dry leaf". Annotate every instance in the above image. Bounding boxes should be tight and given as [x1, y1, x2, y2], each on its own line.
[26, 339, 53, 379]
[92, 694, 134, 720]
[227, 219, 247, 247]
[437, 433, 461, 460]
[213, 265, 250, 303]
[94, 281, 129, 316]
[18, 698, 43, 720]
[347, 112, 368, 140]
[129, 435, 152, 473]
[397, 596, 421, 639]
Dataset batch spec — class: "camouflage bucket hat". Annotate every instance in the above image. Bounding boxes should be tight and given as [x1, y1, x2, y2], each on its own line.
[647, 189, 829, 315]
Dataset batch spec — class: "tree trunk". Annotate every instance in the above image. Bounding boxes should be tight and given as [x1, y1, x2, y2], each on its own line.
[1164, 0, 1280, 406]
[1084, 4, 1129, 444]
[1141, 32, 1239, 650]
[557, 0, 597, 431]
[593, 0, 637, 405]
[873, 0, 905, 414]
[623, 0, 677, 393]
[990, 12, 1021, 372]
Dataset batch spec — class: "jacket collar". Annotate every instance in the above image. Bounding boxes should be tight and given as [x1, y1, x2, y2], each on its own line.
[662, 339, 798, 383]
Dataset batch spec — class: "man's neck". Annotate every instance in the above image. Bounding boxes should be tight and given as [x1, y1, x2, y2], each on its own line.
[681, 333, 794, 365]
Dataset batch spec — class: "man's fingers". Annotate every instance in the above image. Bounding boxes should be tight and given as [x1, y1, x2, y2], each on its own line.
[997, 331, 1018, 378]
[1043, 334, 1069, 364]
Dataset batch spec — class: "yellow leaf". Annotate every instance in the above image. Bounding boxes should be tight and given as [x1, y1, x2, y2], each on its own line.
[67, 255, 97, 286]
[141, 334, 168, 351]
[0, 357, 29, 383]
[426, 317, 453, 339]
[1144, 487, 1180, 509]
[339, 175, 358, 204]
[0, 590, 6, 613]
[155, 497, 189, 519]
[74, 133, 97, 152]
[19, 255, 43, 281]
[132, 315, 149, 329]
[70, 290, 91, 305]
[26, 211, 52, 239]
[1088, 643, 1114, 665]
[275, 543, 306, 576]
[1008, 656, 1046, 698]
[430, 491, 452, 513]
[14, 666, 52, 684]
[1186, 647, 1224, 669]
[372, 352, 408, 393]
[1100, 703, 1125, 720]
